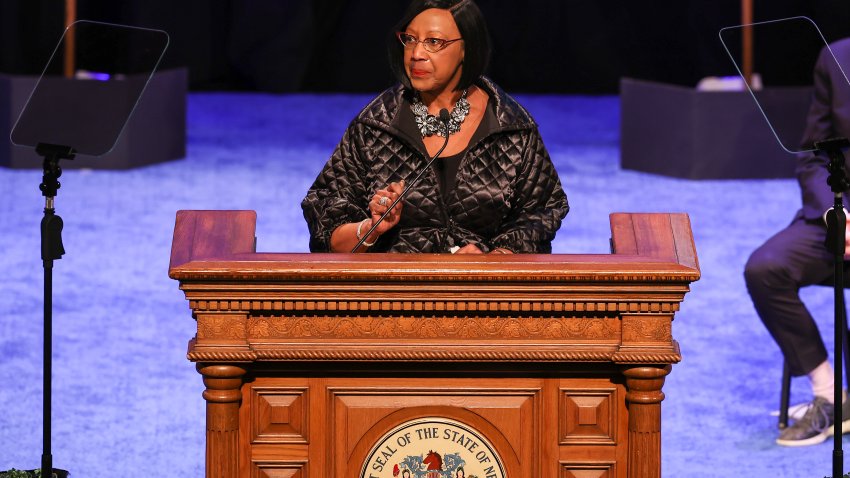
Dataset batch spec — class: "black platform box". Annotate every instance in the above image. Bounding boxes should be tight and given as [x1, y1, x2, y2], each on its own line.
[620, 78, 812, 179]
[0, 67, 186, 169]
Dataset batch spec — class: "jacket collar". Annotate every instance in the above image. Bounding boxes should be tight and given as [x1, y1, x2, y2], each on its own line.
[356, 76, 536, 140]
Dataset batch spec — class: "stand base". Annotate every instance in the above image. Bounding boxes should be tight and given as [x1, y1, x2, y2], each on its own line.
[0, 469, 69, 478]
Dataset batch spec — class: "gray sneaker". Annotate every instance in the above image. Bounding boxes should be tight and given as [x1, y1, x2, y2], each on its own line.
[776, 396, 833, 447]
[827, 396, 850, 437]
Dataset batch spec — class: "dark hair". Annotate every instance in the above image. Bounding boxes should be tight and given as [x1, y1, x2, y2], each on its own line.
[387, 0, 492, 91]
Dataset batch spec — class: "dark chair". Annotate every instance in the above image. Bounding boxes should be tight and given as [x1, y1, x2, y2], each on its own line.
[779, 297, 850, 428]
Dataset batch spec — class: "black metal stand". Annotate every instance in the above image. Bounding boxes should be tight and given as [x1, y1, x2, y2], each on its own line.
[815, 137, 849, 478]
[36, 143, 74, 478]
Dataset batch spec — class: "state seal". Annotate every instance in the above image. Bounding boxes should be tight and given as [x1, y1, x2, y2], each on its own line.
[360, 417, 506, 478]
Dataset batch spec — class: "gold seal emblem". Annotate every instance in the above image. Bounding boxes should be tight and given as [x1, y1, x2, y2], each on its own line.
[360, 417, 506, 478]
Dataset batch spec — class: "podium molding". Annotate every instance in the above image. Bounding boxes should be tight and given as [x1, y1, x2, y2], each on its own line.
[169, 210, 700, 478]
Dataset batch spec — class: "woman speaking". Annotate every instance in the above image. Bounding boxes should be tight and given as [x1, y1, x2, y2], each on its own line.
[302, 0, 568, 253]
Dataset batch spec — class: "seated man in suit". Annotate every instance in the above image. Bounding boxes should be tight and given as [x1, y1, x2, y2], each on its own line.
[744, 38, 850, 447]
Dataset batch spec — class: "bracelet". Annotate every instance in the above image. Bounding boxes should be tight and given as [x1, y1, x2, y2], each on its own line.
[491, 247, 512, 254]
[356, 219, 376, 247]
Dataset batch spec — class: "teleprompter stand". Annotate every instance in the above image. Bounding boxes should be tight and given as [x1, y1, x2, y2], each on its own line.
[816, 137, 849, 478]
[7, 20, 169, 476]
[37, 143, 75, 478]
[719, 17, 850, 476]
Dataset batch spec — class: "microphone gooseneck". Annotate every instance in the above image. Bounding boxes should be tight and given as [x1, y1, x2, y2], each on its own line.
[352, 108, 451, 252]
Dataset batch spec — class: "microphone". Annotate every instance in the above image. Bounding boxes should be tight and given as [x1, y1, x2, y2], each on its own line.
[352, 108, 452, 252]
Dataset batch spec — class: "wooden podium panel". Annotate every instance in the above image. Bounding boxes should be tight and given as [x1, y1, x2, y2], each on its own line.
[169, 211, 699, 478]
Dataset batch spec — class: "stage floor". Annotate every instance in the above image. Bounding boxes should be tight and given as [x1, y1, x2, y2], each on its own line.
[0, 92, 844, 477]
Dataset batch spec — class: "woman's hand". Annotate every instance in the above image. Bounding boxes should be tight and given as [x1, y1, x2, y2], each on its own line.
[455, 244, 484, 254]
[329, 181, 405, 252]
[490, 247, 513, 255]
[370, 181, 405, 234]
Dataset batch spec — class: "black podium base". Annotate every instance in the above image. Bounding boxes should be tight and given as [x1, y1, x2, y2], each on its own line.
[0, 68, 186, 170]
[620, 78, 812, 179]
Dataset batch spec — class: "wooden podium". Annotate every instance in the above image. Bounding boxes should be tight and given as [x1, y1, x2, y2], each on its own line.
[169, 211, 699, 478]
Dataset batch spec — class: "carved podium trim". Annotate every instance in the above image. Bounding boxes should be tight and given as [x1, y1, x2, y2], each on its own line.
[170, 211, 699, 478]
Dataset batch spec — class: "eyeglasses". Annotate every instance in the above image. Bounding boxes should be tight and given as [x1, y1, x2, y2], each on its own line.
[396, 32, 462, 53]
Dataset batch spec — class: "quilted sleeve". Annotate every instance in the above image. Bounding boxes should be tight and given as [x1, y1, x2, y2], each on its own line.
[301, 122, 371, 252]
[489, 128, 569, 253]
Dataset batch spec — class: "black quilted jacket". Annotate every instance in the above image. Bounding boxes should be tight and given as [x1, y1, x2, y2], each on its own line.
[302, 77, 568, 253]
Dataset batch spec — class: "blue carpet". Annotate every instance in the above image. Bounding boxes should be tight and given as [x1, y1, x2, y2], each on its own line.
[0, 92, 846, 477]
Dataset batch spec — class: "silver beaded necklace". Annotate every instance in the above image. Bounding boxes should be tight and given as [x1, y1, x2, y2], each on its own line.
[411, 89, 470, 138]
